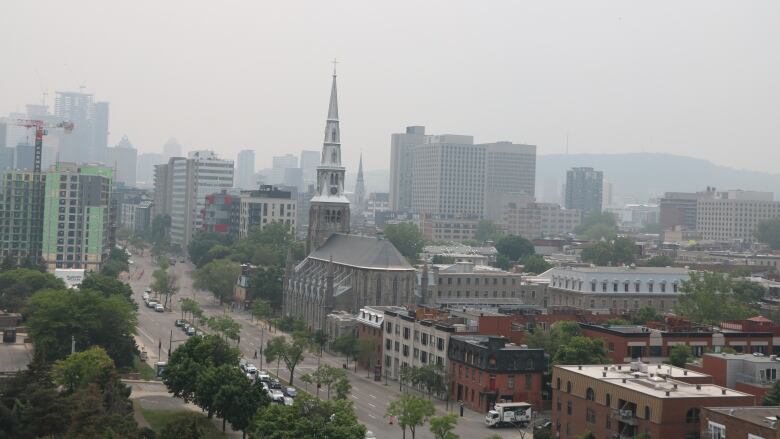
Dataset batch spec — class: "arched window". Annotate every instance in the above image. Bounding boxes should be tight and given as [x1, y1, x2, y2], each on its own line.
[585, 387, 595, 401]
[605, 393, 611, 407]
[685, 408, 700, 423]
[556, 378, 561, 390]
[566, 381, 572, 393]
[644, 406, 651, 420]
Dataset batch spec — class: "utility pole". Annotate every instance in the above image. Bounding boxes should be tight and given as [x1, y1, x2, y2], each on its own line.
[168, 329, 173, 361]
[71, 335, 75, 354]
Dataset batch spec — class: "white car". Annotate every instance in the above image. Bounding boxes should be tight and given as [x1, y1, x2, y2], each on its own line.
[365, 431, 377, 439]
[269, 389, 285, 402]
[283, 396, 294, 406]
[147, 301, 158, 308]
[155, 304, 164, 312]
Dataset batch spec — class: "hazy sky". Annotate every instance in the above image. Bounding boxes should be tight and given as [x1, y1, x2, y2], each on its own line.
[2, 1, 779, 173]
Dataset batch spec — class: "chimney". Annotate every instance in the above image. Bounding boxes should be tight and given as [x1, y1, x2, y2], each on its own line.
[722, 389, 727, 395]
[665, 391, 670, 396]
[603, 372, 607, 377]
[578, 365, 582, 370]
[696, 384, 701, 390]
[673, 384, 678, 389]
[622, 378, 627, 383]
[684, 370, 688, 375]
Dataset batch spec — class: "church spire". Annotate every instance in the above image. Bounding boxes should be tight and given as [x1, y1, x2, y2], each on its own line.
[354, 152, 366, 213]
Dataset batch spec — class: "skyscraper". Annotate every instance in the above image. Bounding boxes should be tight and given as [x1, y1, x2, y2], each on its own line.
[55, 91, 101, 163]
[564, 167, 603, 219]
[483, 141, 536, 221]
[307, 69, 350, 253]
[106, 135, 137, 187]
[137, 152, 165, 188]
[389, 126, 427, 212]
[235, 149, 256, 190]
[300, 150, 320, 188]
[162, 138, 182, 160]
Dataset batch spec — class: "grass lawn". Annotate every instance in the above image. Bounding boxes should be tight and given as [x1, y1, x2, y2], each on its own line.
[140, 407, 226, 438]
[133, 357, 157, 381]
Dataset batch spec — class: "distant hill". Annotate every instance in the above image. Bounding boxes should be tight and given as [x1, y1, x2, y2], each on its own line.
[536, 153, 780, 204]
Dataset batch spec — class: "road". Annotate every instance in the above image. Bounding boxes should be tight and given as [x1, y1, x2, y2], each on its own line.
[127, 252, 533, 439]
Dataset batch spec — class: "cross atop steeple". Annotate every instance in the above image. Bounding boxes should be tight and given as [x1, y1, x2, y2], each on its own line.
[332, 58, 339, 76]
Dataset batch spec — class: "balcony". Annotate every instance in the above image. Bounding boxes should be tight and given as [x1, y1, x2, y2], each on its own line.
[612, 409, 638, 426]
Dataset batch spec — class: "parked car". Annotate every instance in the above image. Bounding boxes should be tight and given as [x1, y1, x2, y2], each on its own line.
[535, 420, 552, 431]
[283, 396, 294, 406]
[239, 359, 248, 371]
[144, 287, 152, 294]
[186, 327, 196, 336]
[155, 304, 164, 312]
[147, 301, 158, 309]
[257, 371, 271, 382]
[268, 380, 282, 390]
[269, 389, 285, 403]
[285, 387, 297, 398]
[365, 431, 377, 439]
[174, 319, 185, 327]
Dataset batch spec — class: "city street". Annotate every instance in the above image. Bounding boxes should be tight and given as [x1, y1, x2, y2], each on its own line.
[127, 252, 532, 439]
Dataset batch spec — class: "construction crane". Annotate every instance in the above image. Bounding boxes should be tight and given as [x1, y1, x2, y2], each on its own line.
[10, 119, 74, 172]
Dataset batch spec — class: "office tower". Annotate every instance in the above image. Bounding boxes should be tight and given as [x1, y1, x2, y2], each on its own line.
[169, 151, 234, 249]
[353, 153, 366, 214]
[55, 91, 98, 163]
[307, 70, 350, 253]
[0, 170, 46, 265]
[483, 141, 536, 221]
[300, 150, 320, 188]
[697, 190, 780, 242]
[271, 154, 298, 185]
[411, 135, 483, 217]
[0, 147, 13, 171]
[282, 167, 303, 190]
[238, 185, 297, 238]
[602, 180, 613, 210]
[92, 101, 109, 161]
[105, 135, 138, 187]
[152, 163, 172, 218]
[389, 126, 427, 212]
[15, 143, 34, 170]
[564, 167, 603, 219]
[41, 163, 114, 272]
[162, 138, 182, 160]
[235, 149, 256, 190]
[136, 153, 165, 188]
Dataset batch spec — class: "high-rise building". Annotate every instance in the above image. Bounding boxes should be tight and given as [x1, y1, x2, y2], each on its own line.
[696, 190, 780, 242]
[105, 135, 137, 187]
[152, 163, 172, 218]
[169, 151, 234, 249]
[202, 189, 241, 236]
[483, 141, 536, 221]
[0, 170, 46, 265]
[162, 138, 182, 160]
[55, 91, 103, 164]
[14, 143, 34, 170]
[238, 185, 297, 238]
[92, 101, 109, 161]
[564, 167, 603, 219]
[659, 188, 714, 231]
[271, 154, 298, 185]
[282, 167, 303, 190]
[306, 70, 350, 253]
[41, 163, 114, 272]
[300, 150, 320, 188]
[235, 149, 256, 190]
[136, 153, 165, 188]
[389, 126, 427, 212]
[411, 135, 483, 217]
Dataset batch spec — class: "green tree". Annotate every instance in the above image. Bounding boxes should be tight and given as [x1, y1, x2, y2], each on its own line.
[676, 272, 751, 325]
[575, 212, 618, 239]
[0, 268, 64, 313]
[357, 338, 379, 371]
[248, 395, 366, 439]
[475, 220, 504, 242]
[331, 333, 359, 367]
[495, 235, 535, 262]
[151, 267, 179, 310]
[525, 321, 584, 367]
[519, 254, 552, 274]
[386, 394, 436, 439]
[645, 255, 674, 267]
[429, 413, 459, 439]
[194, 364, 246, 419]
[100, 247, 130, 278]
[384, 223, 424, 262]
[580, 237, 635, 266]
[80, 272, 134, 302]
[66, 382, 138, 438]
[181, 298, 204, 321]
[553, 336, 608, 365]
[206, 315, 241, 342]
[251, 298, 273, 322]
[188, 232, 234, 267]
[631, 306, 662, 325]
[215, 379, 270, 436]
[334, 377, 352, 400]
[161, 334, 240, 403]
[248, 266, 285, 310]
[310, 329, 329, 357]
[52, 346, 116, 392]
[763, 380, 780, 405]
[159, 413, 206, 439]
[732, 280, 766, 306]
[265, 335, 306, 386]
[669, 344, 691, 368]
[311, 364, 346, 399]
[193, 258, 241, 305]
[26, 289, 138, 369]
[756, 217, 780, 250]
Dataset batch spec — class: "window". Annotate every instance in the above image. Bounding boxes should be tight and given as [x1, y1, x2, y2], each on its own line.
[566, 400, 572, 415]
[644, 406, 651, 420]
[708, 421, 725, 439]
[585, 387, 595, 401]
[385, 339, 391, 350]
[605, 393, 611, 407]
[685, 408, 700, 423]
[507, 375, 515, 389]
[525, 374, 532, 390]
[402, 345, 409, 357]
[403, 327, 410, 339]
[386, 322, 392, 333]
[585, 408, 596, 424]
[556, 378, 561, 390]
[566, 381, 571, 393]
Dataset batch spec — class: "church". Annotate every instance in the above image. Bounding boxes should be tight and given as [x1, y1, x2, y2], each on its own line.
[283, 67, 417, 330]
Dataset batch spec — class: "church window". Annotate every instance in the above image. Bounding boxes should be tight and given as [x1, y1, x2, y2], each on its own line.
[331, 150, 337, 162]
[332, 130, 337, 142]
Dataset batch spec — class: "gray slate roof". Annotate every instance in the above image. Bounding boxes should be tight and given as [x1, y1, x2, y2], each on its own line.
[308, 234, 413, 271]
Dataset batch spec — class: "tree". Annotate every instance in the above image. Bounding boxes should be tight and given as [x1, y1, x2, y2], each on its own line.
[581, 237, 635, 266]
[334, 377, 352, 400]
[429, 413, 459, 439]
[251, 298, 273, 322]
[194, 364, 245, 419]
[311, 364, 346, 399]
[756, 218, 780, 250]
[475, 220, 504, 242]
[206, 315, 241, 342]
[645, 255, 674, 267]
[732, 280, 766, 306]
[332, 333, 359, 367]
[581, 223, 618, 241]
[248, 266, 285, 310]
[310, 329, 329, 357]
[669, 344, 691, 368]
[193, 258, 241, 305]
[356, 338, 379, 371]
[384, 223, 424, 262]
[188, 232, 234, 267]
[577, 432, 596, 439]
[159, 413, 206, 439]
[248, 395, 366, 439]
[575, 212, 618, 239]
[100, 247, 130, 278]
[495, 235, 535, 262]
[0, 268, 64, 313]
[26, 289, 138, 369]
[763, 380, 780, 405]
[52, 346, 116, 392]
[265, 335, 306, 386]
[152, 267, 179, 309]
[181, 298, 204, 321]
[161, 334, 240, 403]
[631, 306, 662, 325]
[676, 272, 751, 324]
[386, 394, 435, 439]
[525, 321, 585, 368]
[214, 379, 270, 436]
[519, 254, 552, 274]
[417, 364, 447, 398]
[553, 336, 608, 365]
[80, 272, 134, 302]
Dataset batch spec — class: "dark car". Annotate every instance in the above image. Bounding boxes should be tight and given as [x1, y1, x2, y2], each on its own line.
[268, 380, 283, 390]
[174, 319, 185, 327]
[535, 420, 552, 430]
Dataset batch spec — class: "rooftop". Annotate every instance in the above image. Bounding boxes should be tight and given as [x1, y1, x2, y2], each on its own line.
[557, 364, 749, 399]
[308, 234, 413, 271]
[706, 406, 780, 430]
[704, 352, 780, 364]
[551, 266, 690, 274]
[451, 335, 533, 351]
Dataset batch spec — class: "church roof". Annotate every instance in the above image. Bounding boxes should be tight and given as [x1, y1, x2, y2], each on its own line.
[308, 234, 414, 271]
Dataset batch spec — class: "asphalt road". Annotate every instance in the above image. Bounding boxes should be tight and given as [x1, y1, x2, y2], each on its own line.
[127, 253, 531, 439]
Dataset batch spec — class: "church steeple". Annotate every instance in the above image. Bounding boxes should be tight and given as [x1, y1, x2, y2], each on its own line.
[307, 64, 351, 254]
[354, 152, 366, 213]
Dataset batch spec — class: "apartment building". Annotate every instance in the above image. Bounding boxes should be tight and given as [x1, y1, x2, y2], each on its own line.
[552, 363, 755, 439]
[701, 406, 780, 439]
[238, 185, 296, 238]
[382, 308, 457, 382]
[697, 190, 780, 243]
[500, 198, 581, 238]
[422, 261, 532, 308]
[0, 170, 46, 265]
[418, 214, 480, 242]
[689, 353, 780, 401]
[202, 189, 240, 236]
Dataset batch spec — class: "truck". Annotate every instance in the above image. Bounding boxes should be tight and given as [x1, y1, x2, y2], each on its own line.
[485, 402, 532, 428]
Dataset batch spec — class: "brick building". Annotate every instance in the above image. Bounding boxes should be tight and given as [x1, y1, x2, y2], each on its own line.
[448, 335, 546, 412]
[701, 406, 780, 439]
[688, 353, 780, 402]
[580, 320, 775, 364]
[202, 189, 240, 236]
[355, 305, 404, 373]
[552, 363, 755, 439]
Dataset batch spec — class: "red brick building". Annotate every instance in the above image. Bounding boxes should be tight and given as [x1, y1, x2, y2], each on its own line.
[580, 320, 775, 364]
[701, 406, 780, 439]
[552, 363, 756, 439]
[448, 335, 546, 413]
[688, 353, 780, 402]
